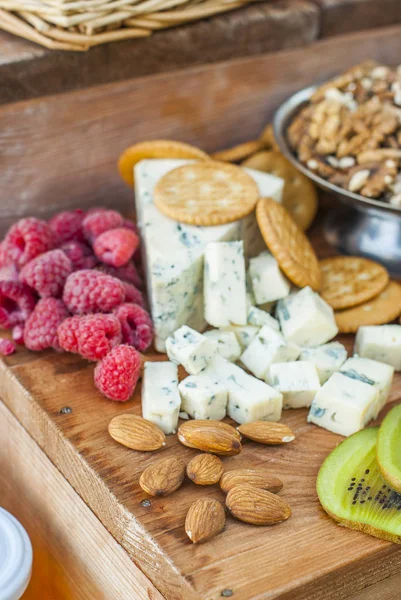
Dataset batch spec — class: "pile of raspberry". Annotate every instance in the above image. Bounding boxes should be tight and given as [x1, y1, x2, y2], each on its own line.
[0, 208, 153, 402]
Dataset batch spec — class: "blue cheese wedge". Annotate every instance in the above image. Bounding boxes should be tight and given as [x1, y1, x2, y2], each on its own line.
[203, 329, 242, 362]
[205, 356, 283, 423]
[135, 159, 283, 351]
[307, 372, 380, 436]
[204, 241, 247, 327]
[178, 374, 228, 420]
[240, 325, 301, 380]
[300, 342, 348, 384]
[340, 356, 394, 418]
[247, 306, 280, 331]
[142, 361, 181, 434]
[276, 286, 338, 347]
[248, 251, 291, 304]
[355, 325, 401, 371]
[166, 325, 217, 375]
[267, 361, 321, 409]
[222, 324, 260, 349]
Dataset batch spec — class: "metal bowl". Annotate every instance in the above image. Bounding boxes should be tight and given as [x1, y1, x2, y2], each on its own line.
[273, 85, 401, 275]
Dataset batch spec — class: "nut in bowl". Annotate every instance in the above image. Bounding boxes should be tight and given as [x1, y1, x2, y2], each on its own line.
[273, 61, 401, 275]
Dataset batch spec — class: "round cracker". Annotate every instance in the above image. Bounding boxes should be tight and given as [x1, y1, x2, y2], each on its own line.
[242, 151, 318, 231]
[118, 140, 209, 186]
[335, 281, 401, 333]
[154, 161, 260, 226]
[320, 256, 389, 310]
[256, 197, 321, 291]
[259, 124, 280, 151]
[211, 140, 264, 163]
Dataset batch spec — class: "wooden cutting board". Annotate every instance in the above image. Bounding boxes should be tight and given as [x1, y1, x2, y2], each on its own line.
[1, 223, 401, 600]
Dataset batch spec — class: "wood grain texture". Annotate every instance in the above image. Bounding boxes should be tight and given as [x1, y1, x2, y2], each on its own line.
[0, 0, 319, 106]
[3, 23, 401, 234]
[0, 400, 163, 600]
[314, 0, 401, 38]
[1, 219, 401, 600]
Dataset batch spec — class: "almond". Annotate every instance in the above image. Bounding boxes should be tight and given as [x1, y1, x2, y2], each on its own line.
[220, 469, 283, 494]
[178, 420, 242, 456]
[108, 414, 166, 451]
[226, 484, 291, 525]
[185, 498, 226, 543]
[187, 454, 224, 485]
[237, 421, 295, 445]
[139, 457, 186, 496]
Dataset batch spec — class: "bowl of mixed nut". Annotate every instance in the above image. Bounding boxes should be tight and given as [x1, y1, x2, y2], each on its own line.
[274, 61, 401, 273]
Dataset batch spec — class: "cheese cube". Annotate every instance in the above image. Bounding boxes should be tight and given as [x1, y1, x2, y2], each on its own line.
[222, 324, 260, 349]
[166, 326, 217, 375]
[142, 361, 181, 434]
[340, 356, 394, 418]
[203, 330, 242, 362]
[240, 325, 301, 380]
[248, 251, 291, 304]
[355, 325, 401, 371]
[307, 372, 380, 436]
[205, 356, 283, 423]
[300, 342, 348, 384]
[204, 241, 247, 327]
[276, 286, 338, 347]
[268, 361, 321, 409]
[247, 306, 280, 331]
[179, 373, 228, 420]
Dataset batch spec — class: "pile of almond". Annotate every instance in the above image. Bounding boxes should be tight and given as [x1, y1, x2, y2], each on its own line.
[108, 416, 294, 544]
[288, 60, 401, 205]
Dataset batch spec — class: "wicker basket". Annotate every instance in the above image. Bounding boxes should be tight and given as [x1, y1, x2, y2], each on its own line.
[0, 0, 255, 50]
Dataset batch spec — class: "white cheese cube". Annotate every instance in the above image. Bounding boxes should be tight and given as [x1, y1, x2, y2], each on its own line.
[222, 324, 260, 349]
[268, 361, 321, 409]
[179, 374, 228, 420]
[340, 356, 394, 418]
[300, 342, 348, 384]
[240, 326, 301, 380]
[248, 251, 291, 305]
[203, 330, 242, 362]
[142, 361, 181, 434]
[166, 326, 217, 375]
[204, 241, 247, 327]
[247, 306, 280, 331]
[205, 356, 283, 424]
[307, 372, 380, 437]
[276, 286, 338, 347]
[355, 325, 401, 371]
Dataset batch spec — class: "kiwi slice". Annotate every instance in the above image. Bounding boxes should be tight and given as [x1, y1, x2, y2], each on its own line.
[377, 404, 401, 493]
[317, 428, 401, 544]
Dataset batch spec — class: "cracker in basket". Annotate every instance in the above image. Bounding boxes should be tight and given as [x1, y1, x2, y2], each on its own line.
[320, 256, 389, 310]
[211, 140, 265, 163]
[118, 140, 209, 186]
[256, 197, 321, 291]
[154, 161, 260, 226]
[335, 281, 401, 333]
[243, 151, 318, 231]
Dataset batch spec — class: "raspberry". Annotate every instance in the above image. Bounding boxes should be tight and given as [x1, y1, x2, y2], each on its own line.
[82, 210, 123, 242]
[63, 270, 125, 314]
[60, 242, 97, 270]
[49, 209, 85, 243]
[19, 249, 73, 298]
[76, 314, 122, 361]
[0, 281, 36, 329]
[94, 344, 141, 401]
[0, 264, 19, 282]
[122, 282, 145, 307]
[24, 298, 69, 351]
[0, 338, 16, 356]
[2, 218, 56, 268]
[97, 260, 143, 289]
[122, 219, 140, 236]
[113, 302, 153, 352]
[0, 242, 6, 268]
[12, 325, 24, 345]
[93, 228, 139, 268]
[57, 316, 81, 353]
